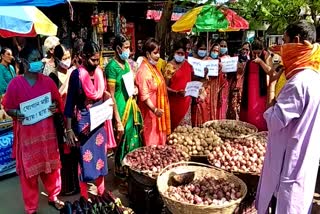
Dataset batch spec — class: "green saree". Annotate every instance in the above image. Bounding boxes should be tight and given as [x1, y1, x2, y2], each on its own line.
[105, 59, 143, 178]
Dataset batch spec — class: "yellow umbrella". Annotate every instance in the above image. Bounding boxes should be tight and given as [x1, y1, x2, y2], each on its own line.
[0, 6, 57, 37]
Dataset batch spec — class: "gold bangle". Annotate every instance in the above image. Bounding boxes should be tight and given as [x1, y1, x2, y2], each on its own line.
[66, 129, 73, 133]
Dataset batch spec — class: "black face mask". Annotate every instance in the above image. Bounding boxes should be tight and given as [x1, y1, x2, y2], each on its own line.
[86, 63, 97, 72]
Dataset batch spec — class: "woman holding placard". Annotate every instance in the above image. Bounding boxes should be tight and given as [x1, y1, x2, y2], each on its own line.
[135, 38, 171, 146]
[164, 39, 193, 131]
[105, 34, 143, 178]
[2, 57, 65, 213]
[64, 41, 110, 199]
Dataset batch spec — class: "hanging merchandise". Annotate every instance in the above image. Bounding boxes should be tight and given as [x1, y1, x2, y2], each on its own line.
[120, 16, 127, 34]
[91, 13, 99, 27]
[97, 12, 104, 34]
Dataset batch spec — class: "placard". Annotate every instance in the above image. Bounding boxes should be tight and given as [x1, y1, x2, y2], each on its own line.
[188, 57, 219, 77]
[122, 71, 135, 97]
[89, 99, 114, 131]
[221, 56, 239, 73]
[20, 92, 52, 125]
[185, 81, 203, 97]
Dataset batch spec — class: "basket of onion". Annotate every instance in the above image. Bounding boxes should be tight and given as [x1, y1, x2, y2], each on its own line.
[123, 145, 190, 186]
[157, 162, 247, 214]
[207, 132, 267, 176]
[207, 132, 267, 213]
[203, 120, 258, 139]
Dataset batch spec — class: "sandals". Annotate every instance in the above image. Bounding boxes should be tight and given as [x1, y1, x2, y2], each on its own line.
[48, 199, 65, 210]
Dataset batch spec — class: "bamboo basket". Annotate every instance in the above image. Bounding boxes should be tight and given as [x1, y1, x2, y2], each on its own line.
[203, 120, 258, 139]
[122, 145, 191, 186]
[157, 162, 247, 214]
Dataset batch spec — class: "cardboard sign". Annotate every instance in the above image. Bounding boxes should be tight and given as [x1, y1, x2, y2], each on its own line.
[89, 99, 113, 131]
[20, 92, 52, 125]
[188, 57, 219, 77]
[221, 56, 239, 73]
[185, 81, 203, 97]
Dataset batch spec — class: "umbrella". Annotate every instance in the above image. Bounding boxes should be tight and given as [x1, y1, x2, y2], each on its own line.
[172, 5, 249, 33]
[0, 0, 66, 7]
[172, 5, 249, 53]
[0, 6, 57, 38]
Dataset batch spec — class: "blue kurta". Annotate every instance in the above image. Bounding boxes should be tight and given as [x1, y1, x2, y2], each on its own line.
[64, 69, 108, 182]
[0, 64, 15, 95]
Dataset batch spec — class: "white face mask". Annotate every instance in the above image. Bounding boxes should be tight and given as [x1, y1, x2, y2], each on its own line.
[59, 58, 71, 69]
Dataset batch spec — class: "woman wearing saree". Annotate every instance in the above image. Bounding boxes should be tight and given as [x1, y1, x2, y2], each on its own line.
[105, 34, 143, 178]
[164, 40, 192, 131]
[135, 38, 171, 146]
[191, 39, 216, 127]
[2, 58, 64, 213]
[240, 39, 270, 131]
[65, 42, 109, 200]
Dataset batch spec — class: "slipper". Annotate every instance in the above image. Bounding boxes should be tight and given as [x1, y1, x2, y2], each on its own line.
[48, 199, 64, 210]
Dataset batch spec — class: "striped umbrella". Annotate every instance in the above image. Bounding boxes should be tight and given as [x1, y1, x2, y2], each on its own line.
[172, 5, 249, 33]
[0, 6, 57, 38]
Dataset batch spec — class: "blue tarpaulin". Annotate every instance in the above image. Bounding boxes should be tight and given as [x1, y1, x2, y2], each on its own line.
[0, 0, 66, 7]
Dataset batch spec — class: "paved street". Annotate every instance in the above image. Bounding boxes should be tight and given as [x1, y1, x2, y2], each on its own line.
[0, 159, 320, 214]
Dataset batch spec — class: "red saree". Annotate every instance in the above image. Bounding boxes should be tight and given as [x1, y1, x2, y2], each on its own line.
[240, 61, 267, 131]
[165, 61, 192, 131]
[2, 74, 62, 178]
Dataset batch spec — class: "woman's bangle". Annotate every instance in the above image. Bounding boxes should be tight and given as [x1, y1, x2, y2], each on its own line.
[66, 129, 73, 133]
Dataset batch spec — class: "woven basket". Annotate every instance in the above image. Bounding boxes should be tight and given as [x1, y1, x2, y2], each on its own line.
[157, 162, 247, 214]
[203, 120, 258, 139]
[123, 145, 191, 183]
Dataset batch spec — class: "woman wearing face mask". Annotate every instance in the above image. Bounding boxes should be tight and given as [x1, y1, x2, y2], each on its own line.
[240, 39, 270, 131]
[135, 38, 171, 146]
[0, 47, 16, 95]
[64, 41, 109, 199]
[105, 34, 143, 178]
[194, 38, 207, 60]
[2, 57, 65, 213]
[49, 44, 80, 196]
[219, 40, 229, 58]
[226, 42, 252, 120]
[164, 40, 193, 131]
[191, 39, 218, 126]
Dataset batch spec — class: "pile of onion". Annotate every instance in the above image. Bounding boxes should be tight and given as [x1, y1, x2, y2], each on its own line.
[125, 145, 189, 178]
[208, 135, 266, 174]
[167, 125, 223, 156]
[164, 174, 243, 206]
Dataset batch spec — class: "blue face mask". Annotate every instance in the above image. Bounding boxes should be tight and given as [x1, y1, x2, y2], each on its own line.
[197, 50, 207, 58]
[174, 54, 185, 63]
[220, 47, 228, 55]
[29, 61, 44, 73]
[119, 49, 130, 61]
[210, 52, 219, 59]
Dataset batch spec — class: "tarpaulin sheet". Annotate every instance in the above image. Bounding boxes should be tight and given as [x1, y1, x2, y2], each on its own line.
[0, 0, 66, 7]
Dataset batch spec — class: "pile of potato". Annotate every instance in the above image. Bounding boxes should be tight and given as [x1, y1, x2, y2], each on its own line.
[167, 125, 223, 156]
[205, 120, 257, 139]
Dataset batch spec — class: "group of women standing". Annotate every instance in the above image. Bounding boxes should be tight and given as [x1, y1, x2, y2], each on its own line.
[0, 32, 274, 213]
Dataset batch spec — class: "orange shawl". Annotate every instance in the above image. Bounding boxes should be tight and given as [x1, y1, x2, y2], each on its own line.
[144, 58, 171, 135]
[282, 41, 320, 79]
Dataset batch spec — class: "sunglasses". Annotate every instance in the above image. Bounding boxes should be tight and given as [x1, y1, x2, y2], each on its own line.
[220, 45, 227, 47]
